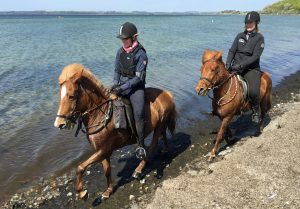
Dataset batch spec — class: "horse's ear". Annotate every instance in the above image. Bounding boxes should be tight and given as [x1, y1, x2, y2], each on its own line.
[202, 49, 209, 64]
[70, 68, 84, 83]
[215, 50, 223, 61]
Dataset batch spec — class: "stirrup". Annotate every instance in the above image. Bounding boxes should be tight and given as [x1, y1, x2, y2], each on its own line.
[135, 147, 147, 160]
[252, 113, 260, 123]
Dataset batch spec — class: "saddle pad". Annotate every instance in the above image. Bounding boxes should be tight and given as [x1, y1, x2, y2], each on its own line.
[113, 99, 127, 129]
[237, 75, 248, 100]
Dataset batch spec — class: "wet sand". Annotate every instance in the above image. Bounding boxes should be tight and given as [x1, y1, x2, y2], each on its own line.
[3, 70, 300, 209]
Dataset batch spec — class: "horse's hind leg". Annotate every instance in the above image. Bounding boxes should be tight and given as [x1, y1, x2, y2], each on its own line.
[161, 126, 169, 154]
[259, 74, 272, 133]
[224, 128, 234, 145]
[76, 150, 105, 199]
[259, 94, 271, 133]
[101, 158, 113, 199]
[132, 126, 161, 179]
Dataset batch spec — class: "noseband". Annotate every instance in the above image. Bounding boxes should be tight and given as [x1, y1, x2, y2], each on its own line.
[56, 81, 113, 136]
[56, 83, 82, 124]
[199, 58, 221, 89]
[199, 58, 236, 90]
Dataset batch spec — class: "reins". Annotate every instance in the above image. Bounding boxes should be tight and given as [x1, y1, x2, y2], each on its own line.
[75, 99, 113, 137]
[216, 75, 238, 106]
[200, 58, 238, 106]
[57, 80, 114, 137]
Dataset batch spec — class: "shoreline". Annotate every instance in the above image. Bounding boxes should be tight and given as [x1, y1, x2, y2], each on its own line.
[3, 69, 300, 208]
[140, 99, 300, 209]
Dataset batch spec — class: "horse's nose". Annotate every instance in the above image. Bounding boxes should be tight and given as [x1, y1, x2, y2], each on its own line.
[199, 88, 204, 95]
[196, 87, 205, 95]
[58, 123, 66, 129]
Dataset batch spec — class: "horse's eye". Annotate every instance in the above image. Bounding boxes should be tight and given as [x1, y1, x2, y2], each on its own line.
[69, 95, 75, 100]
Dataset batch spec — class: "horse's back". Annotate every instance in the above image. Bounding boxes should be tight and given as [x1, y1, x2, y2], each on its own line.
[145, 87, 176, 117]
[145, 87, 174, 104]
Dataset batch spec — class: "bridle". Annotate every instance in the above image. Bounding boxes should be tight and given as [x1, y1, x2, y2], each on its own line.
[56, 83, 82, 124]
[56, 82, 113, 136]
[199, 58, 237, 105]
[199, 58, 222, 89]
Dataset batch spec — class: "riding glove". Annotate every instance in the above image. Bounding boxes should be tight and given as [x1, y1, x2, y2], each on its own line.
[109, 84, 119, 92]
[231, 64, 242, 73]
[112, 86, 123, 95]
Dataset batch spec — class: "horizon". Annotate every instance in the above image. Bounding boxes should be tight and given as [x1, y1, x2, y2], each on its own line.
[0, 0, 278, 12]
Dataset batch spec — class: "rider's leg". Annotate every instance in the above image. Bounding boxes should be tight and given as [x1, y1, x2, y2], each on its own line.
[244, 69, 261, 123]
[130, 88, 146, 159]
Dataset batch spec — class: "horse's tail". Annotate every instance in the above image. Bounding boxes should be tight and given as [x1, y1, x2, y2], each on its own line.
[261, 71, 272, 113]
[166, 91, 177, 136]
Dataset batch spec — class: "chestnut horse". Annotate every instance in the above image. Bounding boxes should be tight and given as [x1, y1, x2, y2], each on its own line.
[54, 63, 176, 200]
[195, 50, 272, 160]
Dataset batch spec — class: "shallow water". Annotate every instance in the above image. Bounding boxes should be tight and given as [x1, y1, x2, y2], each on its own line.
[0, 15, 300, 202]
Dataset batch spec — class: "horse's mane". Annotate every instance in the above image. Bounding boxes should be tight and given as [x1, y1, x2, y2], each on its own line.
[202, 50, 223, 64]
[59, 63, 109, 98]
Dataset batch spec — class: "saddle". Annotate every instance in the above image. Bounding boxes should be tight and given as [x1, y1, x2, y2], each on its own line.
[237, 75, 249, 100]
[113, 98, 138, 137]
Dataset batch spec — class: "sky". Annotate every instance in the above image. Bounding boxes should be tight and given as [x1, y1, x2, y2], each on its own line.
[0, 0, 279, 12]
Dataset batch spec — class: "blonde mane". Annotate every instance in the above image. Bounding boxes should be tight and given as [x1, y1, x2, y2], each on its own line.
[58, 63, 108, 98]
[202, 49, 223, 64]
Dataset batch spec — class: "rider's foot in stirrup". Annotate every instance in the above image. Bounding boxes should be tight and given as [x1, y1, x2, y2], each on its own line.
[252, 112, 260, 123]
[135, 146, 147, 160]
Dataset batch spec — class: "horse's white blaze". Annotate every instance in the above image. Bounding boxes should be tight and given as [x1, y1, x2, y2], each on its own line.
[54, 85, 66, 127]
[61, 85, 67, 100]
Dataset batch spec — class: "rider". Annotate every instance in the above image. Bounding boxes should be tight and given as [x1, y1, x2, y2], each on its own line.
[225, 11, 264, 123]
[110, 22, 148, 160]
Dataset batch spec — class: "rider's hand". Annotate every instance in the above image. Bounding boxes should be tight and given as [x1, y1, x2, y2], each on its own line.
[109, 84, 119, 92]
[112, 86, 123, 95]
[231, 64, 242, 73]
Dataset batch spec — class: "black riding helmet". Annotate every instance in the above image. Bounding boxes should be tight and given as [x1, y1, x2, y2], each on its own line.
[244, 11, 260, 24]
[117, 22, 138, 39]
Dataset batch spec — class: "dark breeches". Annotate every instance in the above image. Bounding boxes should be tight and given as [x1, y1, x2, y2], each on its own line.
[129, 88, 145, 140]
[243, 69, 261, 109]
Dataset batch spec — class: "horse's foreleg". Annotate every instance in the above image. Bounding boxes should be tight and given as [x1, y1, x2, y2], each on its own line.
[132, 127, 160, 179]
[76, 150, 105, 199]
[101, 158, 113, 199]
[210, 116, 233, 161]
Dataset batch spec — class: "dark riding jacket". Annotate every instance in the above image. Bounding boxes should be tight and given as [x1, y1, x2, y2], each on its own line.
[113, 43, 148, 95]
[226, 31, 264, 74]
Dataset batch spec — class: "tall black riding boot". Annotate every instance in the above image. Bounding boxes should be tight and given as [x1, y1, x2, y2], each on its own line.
[244, 70, 262, 124]
[135, 121, 147, 160]
[252, 105, 261, 123]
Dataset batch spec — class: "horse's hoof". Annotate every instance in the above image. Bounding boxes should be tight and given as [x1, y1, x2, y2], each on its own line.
[132, 171, 142, 180]
[207, 155, 215, 163]
[101, 189, 112, 199]
[225, 137, 236, 145]
[101, 193, 110, 200]
[254, 129, 262, 137]
[79, 190, 88, 199]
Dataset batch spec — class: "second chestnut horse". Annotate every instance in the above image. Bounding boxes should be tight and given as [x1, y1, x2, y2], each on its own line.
[195, 50, 272, 160]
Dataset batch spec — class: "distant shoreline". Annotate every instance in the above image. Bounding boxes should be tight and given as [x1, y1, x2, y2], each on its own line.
[0, 11, 299, 16]
[0, 11, 218, 16]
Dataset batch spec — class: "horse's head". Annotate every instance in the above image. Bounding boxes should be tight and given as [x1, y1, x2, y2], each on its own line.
[54, 64, 109, 130]
[195, 49, 225, 96]
[54, 63, 94, 130]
